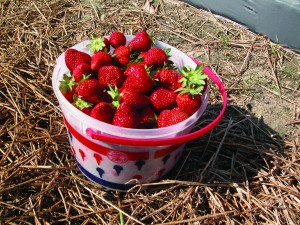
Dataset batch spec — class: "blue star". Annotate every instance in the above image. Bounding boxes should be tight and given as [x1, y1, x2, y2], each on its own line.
[113, 165, 123, 176]
[96, 167, 105, 178]
[162, 154, 170, 165]
[135, 160, 146, 171]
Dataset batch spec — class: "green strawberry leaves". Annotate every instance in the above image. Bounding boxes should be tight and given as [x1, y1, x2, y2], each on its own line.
[87, 35, 107, 54]
[59, 74, 76, 94]
[107, 84, 120, 108]
[176, 64, 208, 97]
[73, 94, 93, 110]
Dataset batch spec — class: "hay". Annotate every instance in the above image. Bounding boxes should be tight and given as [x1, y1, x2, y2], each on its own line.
[0, 0, 299, 224]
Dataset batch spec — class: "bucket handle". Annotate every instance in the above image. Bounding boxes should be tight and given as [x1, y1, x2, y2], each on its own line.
[86, 59, 227, 146]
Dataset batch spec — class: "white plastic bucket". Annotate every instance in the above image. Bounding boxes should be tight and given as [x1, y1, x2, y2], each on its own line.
[52, 36, 227, 191]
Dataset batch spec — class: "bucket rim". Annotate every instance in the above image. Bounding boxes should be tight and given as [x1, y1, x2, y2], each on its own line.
[86, 58, 227, 146]
[52, 38, 210, 138]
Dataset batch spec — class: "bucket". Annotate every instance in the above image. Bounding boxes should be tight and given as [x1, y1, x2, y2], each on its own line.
[52, 36, 227, 191]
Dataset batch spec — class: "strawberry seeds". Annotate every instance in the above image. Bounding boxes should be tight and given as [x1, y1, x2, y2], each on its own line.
[59, 31, 208, 128]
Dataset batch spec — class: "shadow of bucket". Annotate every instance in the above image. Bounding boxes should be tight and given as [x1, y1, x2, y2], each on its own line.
[52, 36, 227, 192]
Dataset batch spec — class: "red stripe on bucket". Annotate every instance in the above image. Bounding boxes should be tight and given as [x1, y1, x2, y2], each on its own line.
[64, 116, 150, 161]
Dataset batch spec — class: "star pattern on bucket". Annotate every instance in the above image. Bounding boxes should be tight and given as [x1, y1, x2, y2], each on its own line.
[162, 154, 171, 165]
[93, 153, 102, 165]
[79, 149, 86, 161]
[135, 160, 146, 171]
[156, 168, 165, 178]
[96, 167, 105, 178]
[113, 165, 123, 176]
[71, 146, 76, 155]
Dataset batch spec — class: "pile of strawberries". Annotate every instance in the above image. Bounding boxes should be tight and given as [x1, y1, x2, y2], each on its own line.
[59, 31, 208, 129]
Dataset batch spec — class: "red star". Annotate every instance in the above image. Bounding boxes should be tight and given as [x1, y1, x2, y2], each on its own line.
[79, 149, 86, 161]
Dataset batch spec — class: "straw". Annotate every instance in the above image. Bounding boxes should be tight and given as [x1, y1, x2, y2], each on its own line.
[0, 0, 299, 224]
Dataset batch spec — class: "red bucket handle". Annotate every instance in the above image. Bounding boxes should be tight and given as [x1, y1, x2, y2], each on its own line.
[86, 59, 227, 146]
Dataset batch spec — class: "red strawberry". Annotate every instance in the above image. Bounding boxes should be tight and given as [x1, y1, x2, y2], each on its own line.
[90, 102, 116, 124]
[59, 74, 77, 103]
[65, 49, 91, 72]
[90, 51, 112, 71]
[113, 45, 131, 66]
[77, 79, 103, 104]
[139, 107, 157, 128]
[177, 73, 184, 89]
[112, 102, 139, 128]
[73, 63, 93, 82]
[119, 87, 150, 109]
[127, 31, 153, 52]
[73, 97, 93, 115]
[98, 65, 125, 88]
[108, 86, 150, 109]
[87, 35, 110, 53]
[122, 64, 153, 93]
[157, 108, 189, 128]
[124, 63, 146, 76]
[141, 47, 168, 67]
[155, 68, 179, 90]
[176, 93, 202, 116]
[109, 31, 126, 48]
[175, 65, 207, 115]
[150, 87, 177, 111]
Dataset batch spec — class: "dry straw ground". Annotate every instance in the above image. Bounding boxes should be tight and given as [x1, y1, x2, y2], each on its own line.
[1, 0, 300, 224]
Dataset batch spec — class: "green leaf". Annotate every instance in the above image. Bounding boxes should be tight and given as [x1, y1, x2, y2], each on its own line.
[59, 74, 76, 94]
[87, 35, 106, 54]
[73, 98, 93, 110]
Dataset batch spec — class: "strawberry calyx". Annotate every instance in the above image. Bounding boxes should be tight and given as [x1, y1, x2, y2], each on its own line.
[77, 74, 91, 85]
[73, 94, 93, 110]
[59, 74, 76, 94]
[87, 35, 107, 53]
[107, 84, 120, 108]
[176, 64, 208, 97]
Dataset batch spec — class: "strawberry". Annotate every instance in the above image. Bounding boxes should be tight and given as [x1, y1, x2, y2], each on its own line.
[90, 102, 116, 124]
[127, 31, 153, 52]
[109, 31, 126, 48]
[124, 63, 146, 76]
[176, 93, 202, 116]
[139, 107, 157, 128]
[177, 73, 184, 89]
[150, 87, 177, 111]
[112, 102, 139, 128]
[90, 51, 112, 71]
[157, 108, 189, 128]
[73, 96, 93, 115]
[141, 47, 168, 67]
[59, 74, 77, 103]
[76, 79, 103, 104]
[65, 49, 91, 72]
[108, 86, 150, 109]
[87, 35, 110, 53]
[122, 64, 153, 93]
[73, 63, 93, 82]
[112, 45, 131, 66]
[175, 64, 207, 115]
[155, 68, 179, 91]
[119, 87, 150, 109]
[98, 65, 125, 88]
